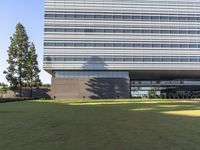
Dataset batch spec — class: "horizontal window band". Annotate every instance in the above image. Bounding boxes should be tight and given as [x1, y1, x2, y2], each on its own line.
[45, 14, 200, 22]
[45, 11, 200, 16]
[44, 28, 200, 34]
[44, 42, 200, 48]
[43, 56, 200, 63]
[53, 71, 129, 78]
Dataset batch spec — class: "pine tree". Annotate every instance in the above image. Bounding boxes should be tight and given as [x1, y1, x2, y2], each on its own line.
[4, 23, 29, 97]
[26, 43, 41, 97]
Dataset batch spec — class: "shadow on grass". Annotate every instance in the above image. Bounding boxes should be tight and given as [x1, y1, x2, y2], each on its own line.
[0, 100, 200, 150]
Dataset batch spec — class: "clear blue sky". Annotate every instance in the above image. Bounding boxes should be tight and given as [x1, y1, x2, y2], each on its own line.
[0, 0, 51, 84]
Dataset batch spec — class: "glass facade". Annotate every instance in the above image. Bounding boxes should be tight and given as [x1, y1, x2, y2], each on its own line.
[44, 56, 200, 63]
[54, 71, 129, 78]
[44, 0, 200, 75]
[131, 80, 200, 99]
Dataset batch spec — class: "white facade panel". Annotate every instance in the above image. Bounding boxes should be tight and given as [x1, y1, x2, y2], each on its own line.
[44, 0, 200, 72]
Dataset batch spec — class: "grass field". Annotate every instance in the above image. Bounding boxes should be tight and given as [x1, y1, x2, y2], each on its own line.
[0, 99, 200, 150]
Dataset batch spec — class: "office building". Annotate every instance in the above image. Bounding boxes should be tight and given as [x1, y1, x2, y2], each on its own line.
[44, 0, 200, 99]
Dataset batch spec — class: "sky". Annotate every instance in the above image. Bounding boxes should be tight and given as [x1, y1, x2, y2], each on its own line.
[0, 0, 51, 84]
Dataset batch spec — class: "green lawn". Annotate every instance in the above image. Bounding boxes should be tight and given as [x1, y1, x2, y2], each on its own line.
[0, 99, 200, 150]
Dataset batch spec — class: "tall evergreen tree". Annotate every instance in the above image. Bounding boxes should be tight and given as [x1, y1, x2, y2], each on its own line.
[4, 23, 29, 97]
[26, 43, 41, 97]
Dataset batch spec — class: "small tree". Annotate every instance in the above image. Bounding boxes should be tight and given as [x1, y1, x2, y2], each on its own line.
[41, 83, 51, 88]
[0, 83, 8, 99]
[26, 43, 41, 97]
[148, 87, 159, 98]
[4, 23, 29, 97]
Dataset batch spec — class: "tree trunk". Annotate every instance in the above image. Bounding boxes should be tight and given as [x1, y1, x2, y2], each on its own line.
[19, 65, 22, 97]
[30, 73, 33, 98]
[30, 85, 33, 98]
[19, 52, 22, 97]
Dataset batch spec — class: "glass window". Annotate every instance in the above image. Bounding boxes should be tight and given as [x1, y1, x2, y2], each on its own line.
[55, 43, 64, 46]
[74, 57, 84, 61]
[54, 57, 64, 61]
[188, 17, 196, 21]
[74, 43, 84, 47]
[74, 14, 83, 19]
[142, 44, 151, 47]
[141, 16, 150, 20]
[161, 44, 170, 48]
[169, 16, 178, 21]
[44, 56, 53, 61]
[113, 43, 123, 47]
[94, 15, 104, 19]
[117, 29, 123, 33]
[55, 28, 65, 32]
[152, 44, 161, 47]
[44, 43, 54, 46]
[84, 43, 94, 47]
[94, 29, 104, 32]
[134, 44, 142, 47]
[188, 30, 196, 34]
[114, 57, 123, 61]
[181, 57, 189, 62]
[161, 30, 170, 34]
[65, 14, 74, 19]
[151, 30, 160, 33]
[94, 43, 104, 47]
[152, 57, 161, 62]
[123, 16, 132, 20]
[171, 44, 180, 48]
[113, 15, 122, 20]
[180, 44, 188, 48]
[123, 29, 132, 33]
[171, 57, 180, 62]
[104, 29, 113, 33]
[64, 57, 74, 61]
[179, 17, 187, 21]
[124, 58, 133, 61]
[104, 43, 113, 47]
[179, 30, 188, 34]
[132, 16, 141, 20]
[160, 16, 168, 20]
[113, 29, 121, 33]
[132, 30, 141, 33]
[55, 14, 64, 18]
[190, 57, 199, 62]
[84, 15, 94, 19]
[75, 28, 84, 32]
[143, 57, 152, 62]
[104, 15, 113, 20]
[123, 43, 132, 47]
[151, 16, 159, 20]
[170, 30, 179, 34]
[197, 17, 200, 22]
[189, 44, 197, 48]
[64, 43, 74, 46]
[45, 14, 54, 18]
[133, 58, 142, 62]
[142, 30, 151, 33]
[104, 58, 114, 61]
[45, 28, 55, 32]
[65, 28, 73, 32]
[162, 57, 171, 62]
[84, 29, 94, 32]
